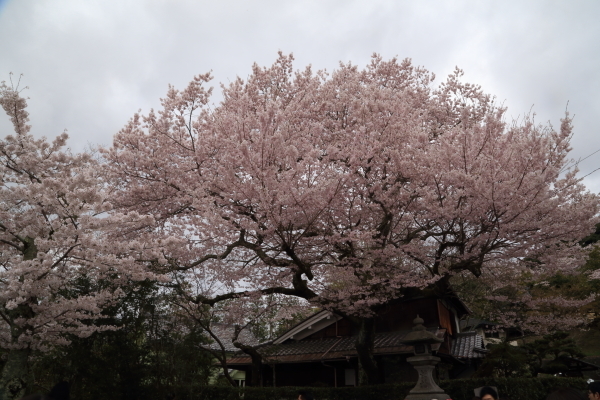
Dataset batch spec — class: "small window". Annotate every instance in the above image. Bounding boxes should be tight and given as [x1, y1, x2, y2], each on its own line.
[345, 369, 356, 386]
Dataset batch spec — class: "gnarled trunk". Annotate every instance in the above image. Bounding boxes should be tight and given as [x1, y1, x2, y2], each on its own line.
[355, 317, 382, 385]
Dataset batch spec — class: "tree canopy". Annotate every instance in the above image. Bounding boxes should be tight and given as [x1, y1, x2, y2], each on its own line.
[105, 53, 599, 316]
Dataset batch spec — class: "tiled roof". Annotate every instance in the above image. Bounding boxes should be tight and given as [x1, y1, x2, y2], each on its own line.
[206, 323, 261, 352]
[451, 332, 487, 359]
[226, 328, 446, 365]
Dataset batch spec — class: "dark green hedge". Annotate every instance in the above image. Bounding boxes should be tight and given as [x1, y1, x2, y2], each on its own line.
[188, 377, 587, 400]
[189, 384, 414, 400]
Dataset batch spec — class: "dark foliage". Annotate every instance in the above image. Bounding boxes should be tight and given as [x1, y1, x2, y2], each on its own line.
[523, 332, 586, 376]
[150, 377, 586, 400]
[580, 223, 600, 247]
[30, 280, 214, 400]
[473, 341, 530, 378]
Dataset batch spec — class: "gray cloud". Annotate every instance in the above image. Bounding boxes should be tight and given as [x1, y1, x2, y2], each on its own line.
[1, 0, 599, 190]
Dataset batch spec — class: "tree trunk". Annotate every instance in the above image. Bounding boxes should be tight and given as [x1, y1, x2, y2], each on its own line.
[248, 352, 263, 387]
[355, 317, 382, 385]
[233, 341, 262, 387]
[0, 347, 31, 400]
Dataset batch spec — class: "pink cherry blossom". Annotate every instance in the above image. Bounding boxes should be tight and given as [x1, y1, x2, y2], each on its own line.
[0, 78, 156, 399]
[105, 53, 599, 326]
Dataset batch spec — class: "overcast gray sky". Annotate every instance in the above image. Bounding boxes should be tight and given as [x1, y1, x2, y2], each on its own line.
[1, 0, 599, 191]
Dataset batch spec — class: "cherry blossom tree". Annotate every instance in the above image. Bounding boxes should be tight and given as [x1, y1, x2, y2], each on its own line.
[104, 54, 599, 384]
[0, 77, 154, 399]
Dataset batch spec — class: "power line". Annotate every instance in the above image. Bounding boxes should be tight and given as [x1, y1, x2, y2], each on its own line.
[575, 147, 600, 167]
[580, 167, 600, 180]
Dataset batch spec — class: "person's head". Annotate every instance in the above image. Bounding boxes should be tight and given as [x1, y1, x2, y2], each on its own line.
[546, 387, 587, 400]
[298, 390, 314, 400]
[589, 381, 600, 400]
[480, 386, 499, 400]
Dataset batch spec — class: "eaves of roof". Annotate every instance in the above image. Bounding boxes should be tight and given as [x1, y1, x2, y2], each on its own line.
[225, 328, 448, 365]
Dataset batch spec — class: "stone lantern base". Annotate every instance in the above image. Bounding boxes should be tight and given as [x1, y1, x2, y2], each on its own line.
[404, 355, 450, 400]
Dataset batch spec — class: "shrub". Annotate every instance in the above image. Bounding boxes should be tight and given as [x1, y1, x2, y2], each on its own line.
[185, 377, 587, 400]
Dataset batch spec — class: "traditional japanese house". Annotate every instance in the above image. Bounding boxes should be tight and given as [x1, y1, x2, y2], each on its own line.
[225, 291, 487, 387]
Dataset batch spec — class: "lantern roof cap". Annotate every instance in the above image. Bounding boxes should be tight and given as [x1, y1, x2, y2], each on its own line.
[401, 315, 443, 345]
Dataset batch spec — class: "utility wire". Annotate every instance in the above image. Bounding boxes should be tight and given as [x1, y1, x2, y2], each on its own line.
[575, 147, 600, 167]
[580, 167, 600, 180]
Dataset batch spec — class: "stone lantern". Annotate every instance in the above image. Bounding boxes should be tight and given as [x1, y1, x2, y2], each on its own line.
[400, 315, 451, 400]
